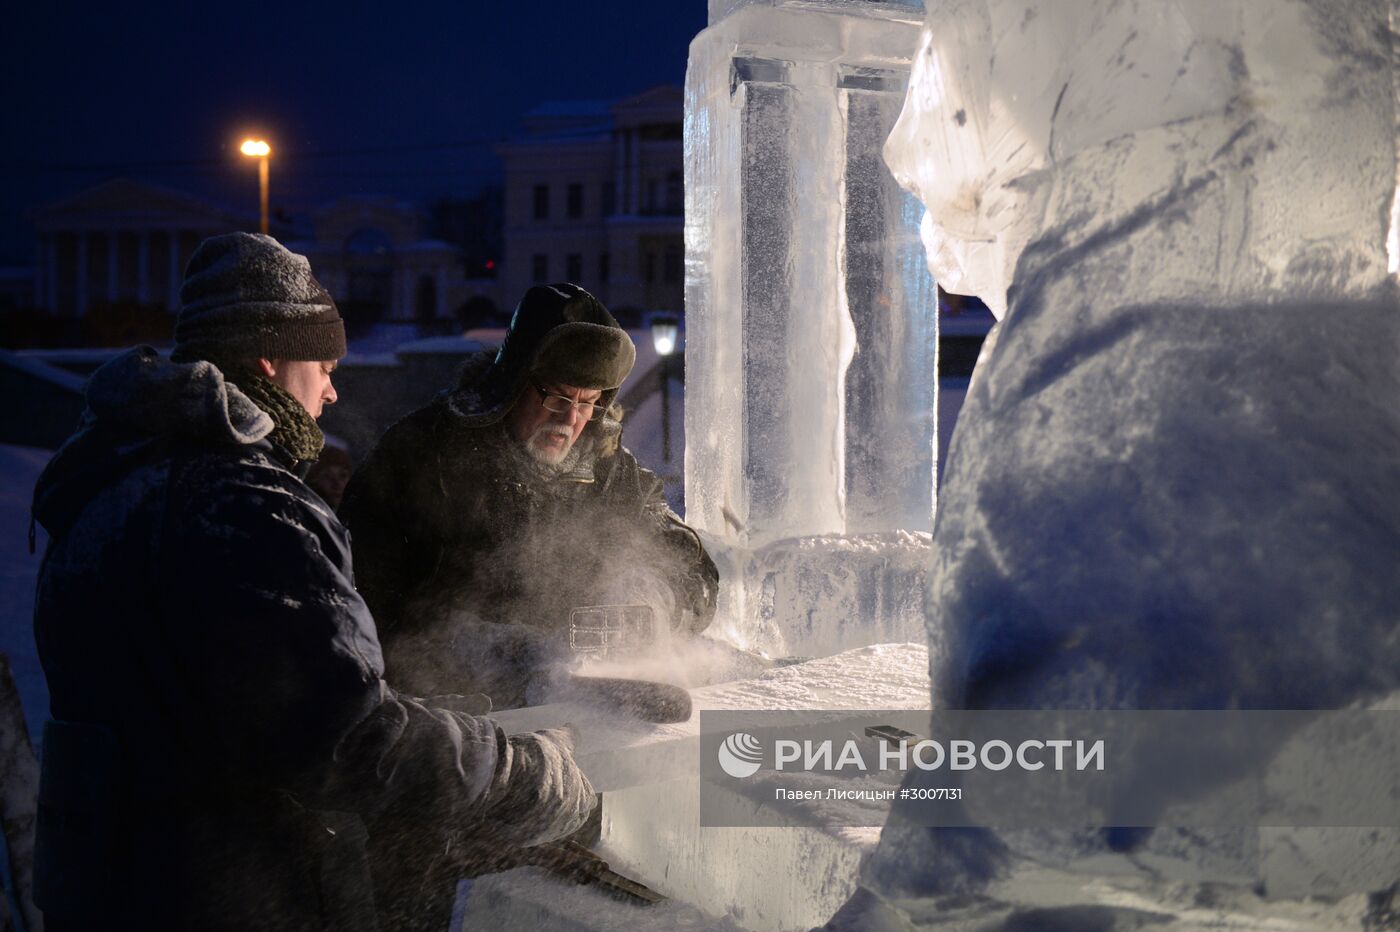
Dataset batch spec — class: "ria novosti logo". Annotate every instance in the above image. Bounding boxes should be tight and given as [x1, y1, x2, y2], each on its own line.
[718, 732, 763, 778]
[715, 730, 1109, 780]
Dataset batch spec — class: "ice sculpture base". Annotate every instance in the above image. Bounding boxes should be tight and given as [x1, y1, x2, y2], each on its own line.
[706, 533, 932, 660]
[600, 779, 880, 932]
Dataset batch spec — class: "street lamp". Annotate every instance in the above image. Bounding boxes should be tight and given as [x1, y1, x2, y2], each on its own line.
[240, 139, 272, 234]
[651, 314, 680, 462]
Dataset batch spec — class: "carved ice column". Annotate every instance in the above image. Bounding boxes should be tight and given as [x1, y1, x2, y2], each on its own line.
[685, 0, 937, 658]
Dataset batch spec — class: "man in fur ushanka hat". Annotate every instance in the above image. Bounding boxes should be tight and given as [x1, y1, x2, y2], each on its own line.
[341, 282, 719, 709]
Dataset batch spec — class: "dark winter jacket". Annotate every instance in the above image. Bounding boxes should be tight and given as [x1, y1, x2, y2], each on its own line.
[340, 369, 719, 707]
[30, 347, 593, 932]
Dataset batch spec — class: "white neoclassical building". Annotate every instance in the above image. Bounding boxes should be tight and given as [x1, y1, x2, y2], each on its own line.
[496, 85, 684, 320]
[288, 196, 462, 329]
[28, 181, 473, 331]
[30, 179, 250, 318]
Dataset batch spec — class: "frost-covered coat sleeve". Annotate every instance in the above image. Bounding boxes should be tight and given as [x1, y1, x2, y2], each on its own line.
[594, 447, 719, 634]
[156, 455, 591, 843]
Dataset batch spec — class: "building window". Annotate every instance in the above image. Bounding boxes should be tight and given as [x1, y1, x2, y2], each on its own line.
[645, 251, 657, 284]
[567, 183, 583, 219]
[640, 123, 683, 141]
[666, 171, 683, 215]
[566, 253, 582, 282]
[533, 184, 550, 220]
[664, 243, 683, 284]
[532, 253, 548, 283]
[602, 181, 617, 217]
[415, 274, 438, 323]
[599, 252, 610, 283]
[645, 179, 660, 214]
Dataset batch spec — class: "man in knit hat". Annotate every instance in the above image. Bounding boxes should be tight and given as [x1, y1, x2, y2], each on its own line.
[341, 282, 719, 710]
[31, 234, 595, 931]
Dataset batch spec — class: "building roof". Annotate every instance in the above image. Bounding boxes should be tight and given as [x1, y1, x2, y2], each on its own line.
[520, 99, 614, 139]
[30, 178, 255, 232]
[526, 99, 614, 120]
[510, 84, 683, 143]
[612, 85, 683, 129]
[314, 193, 418, 215]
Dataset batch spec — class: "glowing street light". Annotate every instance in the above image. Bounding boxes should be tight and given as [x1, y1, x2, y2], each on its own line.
[240, 138, 272, 234]
[651, 315, 679, 357]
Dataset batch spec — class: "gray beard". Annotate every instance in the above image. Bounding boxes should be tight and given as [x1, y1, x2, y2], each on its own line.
[498, 425, 587, 483]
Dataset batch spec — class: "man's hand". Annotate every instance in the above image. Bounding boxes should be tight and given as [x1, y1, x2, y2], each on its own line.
[484, 724, 596, 848]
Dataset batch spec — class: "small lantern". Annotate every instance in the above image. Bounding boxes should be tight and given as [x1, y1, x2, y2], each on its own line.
[651, 313, 680, 356]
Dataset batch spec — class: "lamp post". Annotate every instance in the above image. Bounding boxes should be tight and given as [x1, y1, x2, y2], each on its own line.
[651, 314, 680, 463]
[240, 139, 272, 234]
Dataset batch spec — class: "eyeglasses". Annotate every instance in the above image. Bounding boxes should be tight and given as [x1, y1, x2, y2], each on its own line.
[533, 383, 605, 421]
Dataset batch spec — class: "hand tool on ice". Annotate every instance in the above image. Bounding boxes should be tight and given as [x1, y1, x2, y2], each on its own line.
[556, 674, 692, 724]
[508, 839, 667, 905]
[454, 831, 666, 906]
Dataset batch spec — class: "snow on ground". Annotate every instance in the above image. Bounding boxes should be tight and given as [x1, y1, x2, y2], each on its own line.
[693, 642, 928, 711]
[0, 445, 50, 747]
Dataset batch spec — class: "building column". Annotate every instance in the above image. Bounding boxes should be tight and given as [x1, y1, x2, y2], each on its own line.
[49, 236, 59, 312]
[628, 131, 641, 216]
[614, 131, 627, 215]
[324, 267, 345, 302]
[106, 232, 119, 303]
[167, 232, 182, 311]
[398, 267, 414, 321]
[35, 234, 51, 310]
[137, 232, 151, 304]
[31, 235, 41, 309]
[76, 233, 90, 317]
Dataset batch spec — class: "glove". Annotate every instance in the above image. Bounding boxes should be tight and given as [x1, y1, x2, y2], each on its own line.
[668, 547, 719, 635]
[484, 725, 597, 848]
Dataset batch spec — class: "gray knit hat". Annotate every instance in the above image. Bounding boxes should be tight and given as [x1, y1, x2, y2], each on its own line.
[171, 233, 346, 363]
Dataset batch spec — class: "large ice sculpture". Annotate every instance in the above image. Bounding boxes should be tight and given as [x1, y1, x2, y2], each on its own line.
[842, 0, 1400, 920]
[685, 0, 939, 657]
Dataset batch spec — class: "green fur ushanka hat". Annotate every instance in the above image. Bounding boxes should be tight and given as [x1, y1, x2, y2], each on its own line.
[447, 282, 636, 428]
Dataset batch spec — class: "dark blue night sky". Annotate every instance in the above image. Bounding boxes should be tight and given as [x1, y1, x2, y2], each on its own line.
[1, 0, 708, 263]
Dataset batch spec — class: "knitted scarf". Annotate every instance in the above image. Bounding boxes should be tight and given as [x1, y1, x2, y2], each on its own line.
[216, 364, 325, 463]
